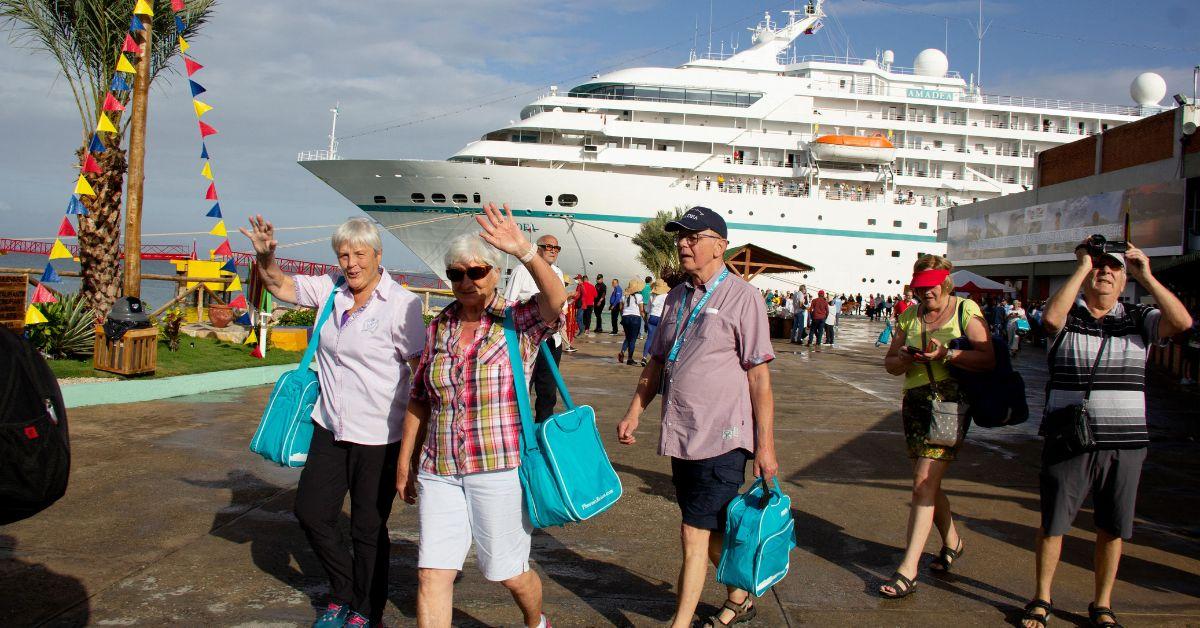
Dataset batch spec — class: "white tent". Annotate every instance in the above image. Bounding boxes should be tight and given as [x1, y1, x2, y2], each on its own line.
[950, 270, 1014, 293]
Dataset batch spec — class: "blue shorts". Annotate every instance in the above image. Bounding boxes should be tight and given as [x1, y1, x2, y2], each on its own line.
[671, 448, 750, 531]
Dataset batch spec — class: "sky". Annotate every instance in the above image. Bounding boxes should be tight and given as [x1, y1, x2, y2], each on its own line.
[0, 0, 1196, 272]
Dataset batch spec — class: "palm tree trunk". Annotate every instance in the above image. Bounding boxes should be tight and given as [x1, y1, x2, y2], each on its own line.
[75, 144, 127, 318]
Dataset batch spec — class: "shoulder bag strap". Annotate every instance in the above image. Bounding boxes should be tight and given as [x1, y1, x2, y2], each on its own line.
[1082, 333, 1110, 403]
[537, 341, 575, 410]
[503, 307, 538, 451]
[920, 309, 939, 399]
[298, 277, 345, 372]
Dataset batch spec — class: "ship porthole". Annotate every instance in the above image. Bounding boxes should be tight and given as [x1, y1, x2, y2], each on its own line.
[613, 234, 619, 238]
[544, 195, 553, 206]
[432, 193, 446, 203]
[410, 193, 424, 204]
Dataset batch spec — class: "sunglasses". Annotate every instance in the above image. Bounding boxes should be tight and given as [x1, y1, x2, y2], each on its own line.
[445, 265, 493, 282]
[537, 244, 562, 252]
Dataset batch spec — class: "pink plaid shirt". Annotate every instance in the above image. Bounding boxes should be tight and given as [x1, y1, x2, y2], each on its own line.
[411, 293, 561, 476]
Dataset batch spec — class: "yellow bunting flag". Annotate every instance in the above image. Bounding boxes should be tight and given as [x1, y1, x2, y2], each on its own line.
[25, 305, 49, 326]
[227, 275, 242, 292]
[74, 175, 95, 196]
[193, 99, 213, 118]
[244, 329, 258, 345]
[116, 54, 137, 75]
[200, 161, 213, 180]
[133, 0, 154, 16]
[178, 36, 190, 53]
[209, 220, 227, 237]
[49, 239, 73, 260]
[97, 113, 118, 134]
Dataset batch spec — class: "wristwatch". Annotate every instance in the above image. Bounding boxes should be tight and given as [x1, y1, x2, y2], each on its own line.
[944, 348, 959, 364]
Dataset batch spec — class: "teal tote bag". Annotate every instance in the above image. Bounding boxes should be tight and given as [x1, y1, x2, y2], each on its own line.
[249, 278, 342, 467]
[716, 477, 797, 597]
[503, 308, 623, 528]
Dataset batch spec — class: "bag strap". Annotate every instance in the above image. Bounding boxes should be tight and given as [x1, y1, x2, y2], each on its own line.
[921, 314, 939, 399]
[537, 341, 576, 410]
[298, 277, 345, 372]
[1082, 333, 1110, 402]
[503, 307, 538, 453]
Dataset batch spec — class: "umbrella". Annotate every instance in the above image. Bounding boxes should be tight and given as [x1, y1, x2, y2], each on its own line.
[950, 270, 1013, 294]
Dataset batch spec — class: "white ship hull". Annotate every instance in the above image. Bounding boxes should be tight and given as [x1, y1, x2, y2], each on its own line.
[301, 159, 943, 294]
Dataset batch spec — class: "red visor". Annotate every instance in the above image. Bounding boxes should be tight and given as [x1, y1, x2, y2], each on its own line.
[910, 269, 950, 288]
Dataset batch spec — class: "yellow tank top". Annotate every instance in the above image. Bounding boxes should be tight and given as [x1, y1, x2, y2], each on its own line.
[896, 297, 983, 390]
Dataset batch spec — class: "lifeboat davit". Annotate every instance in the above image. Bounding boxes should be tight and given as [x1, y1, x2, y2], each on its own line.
[809, 134, 896, 164]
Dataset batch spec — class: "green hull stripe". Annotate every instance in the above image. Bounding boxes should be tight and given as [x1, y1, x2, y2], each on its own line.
[359, 204, 938, 243]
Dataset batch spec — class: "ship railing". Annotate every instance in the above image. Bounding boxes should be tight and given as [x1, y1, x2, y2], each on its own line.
[551, 91, 746, 108]
[297, 149, 340, 162]
[792, 55, 963, 79]
[898, 142, 1023, 158]
[961, 93, 1145, 116]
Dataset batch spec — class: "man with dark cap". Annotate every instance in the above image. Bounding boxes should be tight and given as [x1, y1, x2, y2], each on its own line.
[808, 290, 829, 347]
[593, 273, 608, 333]
[617, 206, 778, 628]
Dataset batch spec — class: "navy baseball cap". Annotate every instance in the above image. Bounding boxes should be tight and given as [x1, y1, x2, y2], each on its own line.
[664, 206, 728, 239]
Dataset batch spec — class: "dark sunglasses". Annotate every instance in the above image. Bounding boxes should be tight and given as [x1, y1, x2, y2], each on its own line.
[537, 244, 562, 252]
[446, 265, 493, 282]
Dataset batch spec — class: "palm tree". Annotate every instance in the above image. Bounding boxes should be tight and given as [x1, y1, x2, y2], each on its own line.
[1, 0, 215, 316]
[631, 208, 685, 282]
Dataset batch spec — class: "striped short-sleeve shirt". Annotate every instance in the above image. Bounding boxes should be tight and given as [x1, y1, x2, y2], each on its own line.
[1043, 299, 1161, 449]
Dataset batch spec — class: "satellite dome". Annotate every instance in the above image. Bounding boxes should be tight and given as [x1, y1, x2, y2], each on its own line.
[862, 59, 879, 70]
[1130, 72, 1166, 107]
[913, 49, 948, 78]
[882, 50, 895, 66]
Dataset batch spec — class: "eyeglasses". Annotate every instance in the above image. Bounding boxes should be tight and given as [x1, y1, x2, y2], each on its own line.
[674, 233, 726, 246]
[445, 265, 493, 282]
[537, 244, 562, 252]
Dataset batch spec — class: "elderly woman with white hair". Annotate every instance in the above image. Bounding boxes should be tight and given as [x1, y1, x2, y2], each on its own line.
[241, 215, 427, 627]
[396, 203, 566, 628]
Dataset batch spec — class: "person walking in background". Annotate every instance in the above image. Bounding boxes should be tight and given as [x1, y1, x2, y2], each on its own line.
[1021, 240, 1190, 628]
[618, 278, 646, 365]
[1006, 299, 1028, 356]
[641, 275, 654, 331]
[563, 278, 580, 353]
[616, 207, 777, 628]
[505, 234, 566, 422]
[880, 255, 995, 600]
[575, 275, 597, 336]
[241, 216, 427, 627]
[808, 290, 829, 347]
[791, 288, 809, 344]
[608, 277, 624, 336]
[827, 293, 844, 346]
[641, 279, 669, 366]
[396, 203, 566, 628]
[894, 290, 915, 319]
[593, 273, 608, 333]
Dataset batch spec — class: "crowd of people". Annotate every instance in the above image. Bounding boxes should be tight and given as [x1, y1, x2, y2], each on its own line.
[237, 205, 1189, 628]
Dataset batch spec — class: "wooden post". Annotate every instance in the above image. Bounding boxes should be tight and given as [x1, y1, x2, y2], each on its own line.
[122, 13, 153, 298]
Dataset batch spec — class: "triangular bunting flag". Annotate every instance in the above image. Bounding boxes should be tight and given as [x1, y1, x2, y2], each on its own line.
[235, 312, 252, 326]
[57, 217, 76, 237]
[122, 33, 141, 54]
[244, 329, 257, 345]
[103, 92, 125, 112]
[205, 182, 218, 200]
[116, 54, 137, 75]
[198, 121, 217, 137]
[88, 133, 105, 153]
[228, 294, 248, 309]
[32, 284, 57, 304]
[25, 305, 48, 326]
[49, 239, 72, 260]
[74, 175, 95, 197]
[171, 0, 186, 11]
[209, 220, 226, 237]
[175, 16, 187, 32]
[133, 0, 154, 16]
[130, 15, 143, 31]
[220, 258, 238, 273]
[178, 36, 189, 53]
[189, 79, 205, 97]
[249, 346, 264, 359]
[96, 113, 118, 134]
[200, 143, 209, 159]
[212, 239, 232, 256]
[40, 263, 61, 284]
[66, 195, 88, 215]
[81, 153, 102, 174]
[206, 202, 222, 218]
[185, 57, 203, 76]
[111, 74, 130, 91]
[227, 275, 241, 292]
[201, 161, 213, 180]
[192, 99, 212, 118]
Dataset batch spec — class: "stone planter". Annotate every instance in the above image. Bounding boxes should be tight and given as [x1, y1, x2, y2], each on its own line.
[209, 304, 234, 328]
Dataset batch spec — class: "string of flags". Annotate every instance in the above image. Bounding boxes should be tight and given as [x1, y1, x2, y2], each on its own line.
[28, 0, 152, 326]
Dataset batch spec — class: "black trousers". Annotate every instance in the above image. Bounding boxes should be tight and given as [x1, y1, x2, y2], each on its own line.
[294, 424, 400, 623]
[592, 305, 606, 332]
[533, 337, 564, 421]
[610, 307, 620, 333]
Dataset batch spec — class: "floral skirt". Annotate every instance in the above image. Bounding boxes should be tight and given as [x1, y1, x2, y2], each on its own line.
[901, 379, 965, 462]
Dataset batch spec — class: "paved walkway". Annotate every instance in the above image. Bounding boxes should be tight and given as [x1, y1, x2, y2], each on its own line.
[3, 318, 1198, 626]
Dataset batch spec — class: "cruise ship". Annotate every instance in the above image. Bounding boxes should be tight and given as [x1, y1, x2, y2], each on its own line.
[299, 0, 1160, 294]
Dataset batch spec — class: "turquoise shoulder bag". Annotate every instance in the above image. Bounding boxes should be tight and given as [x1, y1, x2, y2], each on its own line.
[716, 477, 797, 596]
[503, 307, 623, 528]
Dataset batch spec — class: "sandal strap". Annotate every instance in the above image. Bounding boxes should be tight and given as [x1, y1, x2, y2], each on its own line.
[1088, 604, 1121, 627]
[890, 571, 914, 590]
[1024, 599, 1053, 613]
[722, 597, 752, 613]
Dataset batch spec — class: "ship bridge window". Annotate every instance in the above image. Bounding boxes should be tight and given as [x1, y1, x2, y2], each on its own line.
[409, 194, 424, 204]
[452, 194, 468, 204]
[432, 193, 446, 203]
[374, 195, 387, 204]
[510, 132, 539, 143]
[557, 194, 578, 208]
[566, 82, 761, 108]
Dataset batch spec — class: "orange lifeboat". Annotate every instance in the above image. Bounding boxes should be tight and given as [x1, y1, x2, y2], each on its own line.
[809, 134, 896, 164]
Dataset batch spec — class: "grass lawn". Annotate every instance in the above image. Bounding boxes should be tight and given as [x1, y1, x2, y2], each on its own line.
[48, 335, 302, 380]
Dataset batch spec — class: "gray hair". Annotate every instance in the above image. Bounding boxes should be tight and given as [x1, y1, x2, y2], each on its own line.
[444, 233, 501, 268]
[331, 217, 382, 253]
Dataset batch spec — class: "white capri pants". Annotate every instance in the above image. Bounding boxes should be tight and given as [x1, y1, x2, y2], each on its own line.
[417, 468, 532, 582]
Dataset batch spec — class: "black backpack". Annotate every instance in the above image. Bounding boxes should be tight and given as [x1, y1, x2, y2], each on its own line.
[946, 301, 1030, 428]
[0, 327, 70, 524]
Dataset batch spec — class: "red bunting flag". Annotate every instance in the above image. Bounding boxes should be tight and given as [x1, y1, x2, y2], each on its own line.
[57, 217, 76, 237]
[171, 0, 185, 11]
[198, 121, 217, 137]
[81, 153, 102, 174]
[205, 182, 218, 200]
[228, 294, 248, 309]
[249, 346, 264, 359]
[122, 33, 142, 54]
[103, 92, 125, 112]
[31, 284, 58, 305]
[184, 57, 203, 76]
[212, 239, 232, 257]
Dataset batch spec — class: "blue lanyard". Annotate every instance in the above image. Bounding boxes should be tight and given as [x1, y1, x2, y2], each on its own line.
[666, 268, 728, 364]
